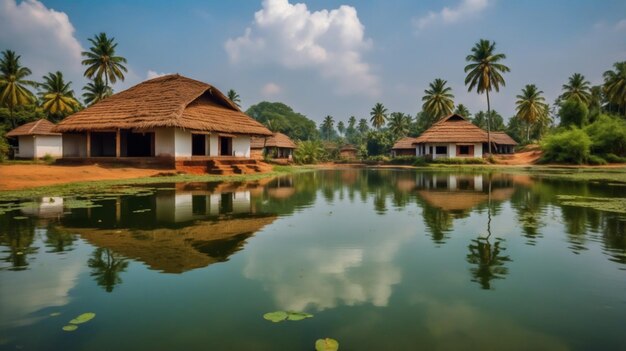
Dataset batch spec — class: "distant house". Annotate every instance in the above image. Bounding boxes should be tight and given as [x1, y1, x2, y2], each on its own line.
[491, 131, 518, 154]
[53, 74, 272, 173]
[339, 144, 358, 160]
[250, 132, 296, 160]
[391, 137, 417, 157]
[6, 119, 62, 159]
[412, 114, 516, 159]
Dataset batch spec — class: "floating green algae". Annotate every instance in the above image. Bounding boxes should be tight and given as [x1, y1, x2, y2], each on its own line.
[62, 325, 78, 332]
[315, 338, 339, 351]
[557, 195, 626, 214]
[69, 312, 96, 325]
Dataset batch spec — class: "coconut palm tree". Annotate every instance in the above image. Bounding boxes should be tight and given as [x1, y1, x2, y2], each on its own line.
[0, 50, 37, 128]
[82, 77, 112, 106]
[603, 61, 626, 115]
[358, 118, 369, 135]
[515, 84, 548, 142]
[388, 112, 411, 139]
[321, 115, 335, 140]
[454, 104, 471, 119]
[337, 121, 345, 136]
[227, 89, 241, 107]
[370, 103, 387, 129]
[422, 78, 455, 120]
[81, 32, 128, 89]
[465, 39, 510, 154]
[561, 73, 592, 106]
[39, 71, 80, 121]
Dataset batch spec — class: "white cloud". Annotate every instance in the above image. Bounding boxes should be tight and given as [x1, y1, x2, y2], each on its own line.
[413, 0, 490, 31]
[225, 0, 379, 97]
[261, 82, 282, 96]
[0, 0, 83, 83]
[146, 70, 170, 80]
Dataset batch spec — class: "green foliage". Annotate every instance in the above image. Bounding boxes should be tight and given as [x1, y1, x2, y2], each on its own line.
[246, 101, 318, 141]
[293, 140, 326, 164]
[559, 99, 588, 127]
[389, 155, 420, 165]
[0, 129, 9, 162]
[370, 102, 387, 129]
[587, 155, 608, 165]
[584, 114, 626, 157]
[430, 157, 486, 165]
[365, 130, 393, 156]
[472, 110, 505, 131]
[540, 127, 591, 164]
[82, 33, 128, 87]
[39, 71, 80, 122]
[560, 73, 592, 105]
[422, 78, 455, 119]
[0, 104, 46, 131]
[263, 311, 313, 322]
[603, 62, 626, 116]
[82, 77, 112, 106]
[42, 154, 55, 164]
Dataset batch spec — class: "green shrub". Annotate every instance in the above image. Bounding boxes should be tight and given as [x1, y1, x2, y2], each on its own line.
[389, 156, 419, 165]
[293, 140, 326, 164]
[0, 130, 8, 162]
[587, 155, 608, 165]
[559, 98, 589, 127]
[584, 114, 626, 157]
[602, 153, 626, 163]
[431, 157, 486, 164]
[412, 157, 428, 166]
[540, 127, 591, 164]
[42, 153, 55, 164]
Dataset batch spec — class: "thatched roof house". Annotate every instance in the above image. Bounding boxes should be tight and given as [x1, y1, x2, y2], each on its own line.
[391, 137, 418, 157]
[491, 131, 518, 153]
[54, 74, 271, 163]
[339, 144, 358, 160]
[412, 114, 516, 158]
[6, 119, 62, 159]
[250, 132, 296, 160]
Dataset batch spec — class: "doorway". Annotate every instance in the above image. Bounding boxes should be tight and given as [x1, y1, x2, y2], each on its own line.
[192, 134, 206, 156]
[219, 137, 232, 156]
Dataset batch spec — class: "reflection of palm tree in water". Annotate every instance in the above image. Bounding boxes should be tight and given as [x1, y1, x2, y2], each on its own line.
[88, 248, 129, 292]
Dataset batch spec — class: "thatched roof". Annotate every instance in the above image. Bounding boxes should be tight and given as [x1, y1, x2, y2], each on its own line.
[340, 144, 357, 152]
[53, 74, 272, 136]
[491, 131, 518, 145]
[413, 114, 488, 144]
[6, 119, 60, 137]
[392, 137, 417, 150]
[417, 188, 515, 212]
[250, 132, 296, 149]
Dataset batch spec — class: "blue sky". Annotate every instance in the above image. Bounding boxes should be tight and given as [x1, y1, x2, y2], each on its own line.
[1, 0, 625, 125]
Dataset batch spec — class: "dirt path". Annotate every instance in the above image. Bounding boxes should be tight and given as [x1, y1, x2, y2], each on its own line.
[493, 150, 543, 165]
[0, 164, 163, 190]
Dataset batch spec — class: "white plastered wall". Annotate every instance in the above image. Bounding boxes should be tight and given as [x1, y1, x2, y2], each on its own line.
[34, 135, 62, 158]
[232, 135, 250, 158]
[15, 136, 34, 158]
[155, 128, 175, 157]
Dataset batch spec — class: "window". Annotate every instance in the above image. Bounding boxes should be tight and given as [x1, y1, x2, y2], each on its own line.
[459, 145, 470, 155]
[435, 146, 447, 155]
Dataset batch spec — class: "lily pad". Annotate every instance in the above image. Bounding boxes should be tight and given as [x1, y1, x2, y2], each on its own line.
[69, 312, 96, 324]
[50, 312, 61, 317]
[315, 338, 339, 351]
[62, 325, 78, 332]
[263, 311, 288, 323]
[13, 216, 28, 220]
[286, 312, 313, 321]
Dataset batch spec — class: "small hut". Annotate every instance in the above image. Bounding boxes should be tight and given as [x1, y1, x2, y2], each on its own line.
[250, 132, 296, 160]
[491, 132, 518, 154]
[339, 144, 358, 160]
[6, 119, 62, 159]
[391, 137, 417, 157]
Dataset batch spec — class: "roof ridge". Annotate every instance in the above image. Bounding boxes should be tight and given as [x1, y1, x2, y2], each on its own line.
[29, 119, 43, 134]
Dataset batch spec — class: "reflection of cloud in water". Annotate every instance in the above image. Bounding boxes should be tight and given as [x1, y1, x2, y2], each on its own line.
[243, 218, 412, 311]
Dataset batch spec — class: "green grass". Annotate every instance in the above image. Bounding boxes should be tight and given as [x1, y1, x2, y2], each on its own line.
[0, 165, 314, 201]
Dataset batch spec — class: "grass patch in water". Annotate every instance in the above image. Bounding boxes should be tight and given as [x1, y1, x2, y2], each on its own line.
[557, 195, 626, 214]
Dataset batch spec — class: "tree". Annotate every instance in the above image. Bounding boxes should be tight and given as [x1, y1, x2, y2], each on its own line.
[561, 73, 591, 106]
[465, 39, 510, 154]
[358, 118, 369, 135]
[369, 102, 388, 130]
[88, 248, 129, 293]
[422, 78, 454, 120]
[81, 32, 128, 89]
[454, 104, 471, 119]
[82, 77, 112, 106]
[39, 71, 80, 122]
[0, 50, 37, 128]
[227, 89, 241, 107]
[603, 61, 626, 115]
[321, 115, 335, 140]
[346, 116, 357, 141]
[246, 101, 318, 141]
[337, 121, 345, 137]
[559, 99, 588, 127]
[414, 111, 439, 134]
[388, 112, 411, 139]
[515, 84, 548, 142]
[473, 110, 505, 131]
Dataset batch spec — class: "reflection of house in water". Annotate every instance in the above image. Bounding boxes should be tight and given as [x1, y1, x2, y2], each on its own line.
[19, 197, 64, 218]
[60, 183, 278, 273]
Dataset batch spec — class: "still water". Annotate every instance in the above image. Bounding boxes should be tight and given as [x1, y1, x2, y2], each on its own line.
[0, 169, 625, 350]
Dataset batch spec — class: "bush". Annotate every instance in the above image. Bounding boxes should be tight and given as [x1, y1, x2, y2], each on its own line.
[431, 157, 486, 165]
[0, 130, 8, 162]
[602, 153, 626, 163]
[587, 155, 608, 165]
[584, 114, 626, 157]
[540, 127, 591, 164]
[559, 99, 589, 127]
[42, 153, 55, 164]
[293, 140, 326, 164]
[389, 156, 419, 165]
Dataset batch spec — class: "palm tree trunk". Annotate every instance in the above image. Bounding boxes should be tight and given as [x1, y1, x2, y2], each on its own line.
[9, 106, 15, 129]
[486, 90, 492, 154]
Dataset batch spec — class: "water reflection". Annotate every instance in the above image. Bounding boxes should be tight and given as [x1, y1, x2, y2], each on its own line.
[88, 248, 129, 292]
[466, 237, 511, 290]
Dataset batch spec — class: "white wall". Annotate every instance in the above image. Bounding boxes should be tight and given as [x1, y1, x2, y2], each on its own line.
[209, 134, 219, 157]
[417, 142, 483, 159]
[15, 136, 34, 158]
[62, 134, 86, 157]
[155, 128, 175, 157]
[232, 136, 250, 158]
[34, 135, 62, 158]
[174, 128, 192, 158]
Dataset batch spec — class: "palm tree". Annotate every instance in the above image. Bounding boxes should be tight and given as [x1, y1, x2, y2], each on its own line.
[39, 71, 80, 121]
[422, 78, 455, 120]
[348, 116, 356, 129]
[561, 73, 592, 106]
[370, 102, 388, 129]
[358, 118, 369, 135]
[515, 84, 548, 142]
[388, 112, 411, 138]
[454, 104, 471, 118]
[603, 61, 626, 115]
[82, 77, 112, 106]
[321, 115, 335, 140]
[337, 121, 345, 136]
[465, 39, 510, 154]
[0, 50, 37, 128]
[227, 89, 241, 107]
[81, 32, 128, 89]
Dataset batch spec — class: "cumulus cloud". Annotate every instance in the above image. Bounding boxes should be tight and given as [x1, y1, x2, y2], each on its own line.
[413, 0, 490, 31]
[225, 0, 379, 96]
[261, 82, 282, 96]
[146, 70, 170, 80]
[0, 0, 83, 83]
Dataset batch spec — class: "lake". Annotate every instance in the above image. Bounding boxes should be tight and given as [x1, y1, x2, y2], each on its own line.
[1, 169, 625, 350]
